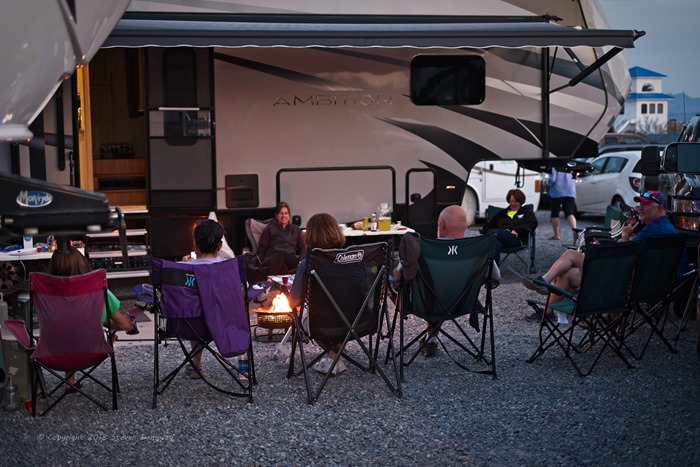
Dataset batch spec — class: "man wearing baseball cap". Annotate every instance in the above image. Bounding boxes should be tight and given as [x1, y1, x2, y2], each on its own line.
[621, 190, 676, 241]
[523, 189, 689, 315]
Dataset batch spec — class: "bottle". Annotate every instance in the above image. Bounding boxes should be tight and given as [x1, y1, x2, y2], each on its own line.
[370, 212, 378, 231]
[47, 233, 56, 252]
[238, 353, 249, 374]
[0, 293, 8, 324]
[4, 384, 19, 412]
[22, 235, 33, 250]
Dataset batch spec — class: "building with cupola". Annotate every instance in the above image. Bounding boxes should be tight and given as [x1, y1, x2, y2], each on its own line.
[614, 66, 673, 134]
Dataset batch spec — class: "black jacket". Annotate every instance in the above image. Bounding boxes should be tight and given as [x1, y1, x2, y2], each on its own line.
[482, 206, 538, 242]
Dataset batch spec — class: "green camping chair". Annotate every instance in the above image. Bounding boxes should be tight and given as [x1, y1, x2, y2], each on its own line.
[484, 204, 536, 273]
[398, 234, 498, 380]
[621, 234, 692, 359]
[567, 204, 623, 251]
[525, 241, 641, 377]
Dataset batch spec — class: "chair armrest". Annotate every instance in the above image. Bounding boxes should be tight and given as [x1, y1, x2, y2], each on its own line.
[3, 319, 34, 350]
[533, 278, 575, 300]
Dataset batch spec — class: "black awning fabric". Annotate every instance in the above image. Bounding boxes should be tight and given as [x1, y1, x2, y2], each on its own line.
[104, 14, 640, 49]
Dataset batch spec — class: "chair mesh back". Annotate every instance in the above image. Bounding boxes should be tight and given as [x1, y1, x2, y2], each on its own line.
[409, 235, 496, 321]
[575, 242, 642, 317]
[629, 234, 686, 304]
[305, 242, 387, 343]
[151, 258, 250, 357]
[30, 270, 112, 370]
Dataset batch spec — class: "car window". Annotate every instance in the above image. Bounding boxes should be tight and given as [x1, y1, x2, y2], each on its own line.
[623, 136, 646, 144]
[589, 157, 607, 175]
[632, 160, 642, 172]
[603, 156, 627, 174]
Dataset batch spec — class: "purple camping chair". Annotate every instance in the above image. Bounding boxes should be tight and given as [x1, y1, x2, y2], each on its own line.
[150, 257, 253, 408]
[5, 269, 118, 417]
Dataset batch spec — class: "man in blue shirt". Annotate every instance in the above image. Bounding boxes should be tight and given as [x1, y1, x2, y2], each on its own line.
[523, 190, 689, 310]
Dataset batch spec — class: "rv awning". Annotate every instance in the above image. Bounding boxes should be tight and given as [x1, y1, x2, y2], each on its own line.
[104, 14, 641, 49]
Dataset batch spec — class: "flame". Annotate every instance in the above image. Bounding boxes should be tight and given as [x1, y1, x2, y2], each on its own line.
[265, 293, 292, 313]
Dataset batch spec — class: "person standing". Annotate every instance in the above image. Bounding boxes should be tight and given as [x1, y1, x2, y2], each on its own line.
[548, 167, 577, 241]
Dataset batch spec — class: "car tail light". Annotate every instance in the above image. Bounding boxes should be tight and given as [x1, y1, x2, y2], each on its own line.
[628, 176, 641, 192]
[535, 180, 541, 193]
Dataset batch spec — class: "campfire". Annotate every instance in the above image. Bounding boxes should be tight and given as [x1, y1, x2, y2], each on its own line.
[255, 292, 293, 334]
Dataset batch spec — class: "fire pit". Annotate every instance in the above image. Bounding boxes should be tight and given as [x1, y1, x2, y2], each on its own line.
[254, 292, 293, 342]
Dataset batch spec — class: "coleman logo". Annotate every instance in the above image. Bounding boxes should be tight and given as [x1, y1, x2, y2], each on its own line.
[335, 251, 364, 264]
[16, 191, 53, 208]
[447, 245, 458, 255]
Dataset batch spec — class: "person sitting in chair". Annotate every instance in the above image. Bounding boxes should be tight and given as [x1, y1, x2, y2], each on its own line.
[48, 247, 135, 390]
[181, 219, 226, 379]
[289, 212, 353, 375]
[481, 188, 538, 265]
[522, 190, 689, 320]
[257, 201, 306, 275]
[396, 205, 500, 358]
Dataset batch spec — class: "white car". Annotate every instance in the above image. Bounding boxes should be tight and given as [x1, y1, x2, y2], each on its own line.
[575, 150, 642, 216]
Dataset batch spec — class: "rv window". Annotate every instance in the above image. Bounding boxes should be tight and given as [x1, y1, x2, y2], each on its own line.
[410, 56, 485, 106]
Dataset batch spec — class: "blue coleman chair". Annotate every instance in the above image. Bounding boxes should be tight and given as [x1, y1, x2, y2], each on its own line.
[151, 257, 253, 408]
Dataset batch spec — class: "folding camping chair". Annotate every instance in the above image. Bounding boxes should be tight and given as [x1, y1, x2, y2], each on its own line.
[151, 257, 253, 408]
[4, 269, 119, 416]
[398, 234, 498, 380]
[286, 242, 401, 404]
[567, 204, 623, 251]
[484, 204, 536, 273]
[621, 234, 693, 359]
[525, 241, 641, 376]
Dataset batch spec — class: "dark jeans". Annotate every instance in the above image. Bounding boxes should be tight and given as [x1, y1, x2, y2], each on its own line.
[490, 229, 523, 265]
[262, 251, 300, 275]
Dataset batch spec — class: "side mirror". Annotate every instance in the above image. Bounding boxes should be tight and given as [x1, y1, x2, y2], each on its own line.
[662, 142, 700, 174]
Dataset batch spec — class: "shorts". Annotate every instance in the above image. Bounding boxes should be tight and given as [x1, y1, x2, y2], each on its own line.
[550, 197, 577, 218]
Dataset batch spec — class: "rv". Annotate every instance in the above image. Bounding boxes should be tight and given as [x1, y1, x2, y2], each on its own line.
[1, 1, 641, 258]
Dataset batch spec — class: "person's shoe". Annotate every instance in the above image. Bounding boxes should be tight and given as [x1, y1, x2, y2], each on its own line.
[64, 380, 83, 394]
[419, 337, 438, 358]
[521, 276, 550, 295]
[313, 356, 347, 375]
[524, 310, 555, 322]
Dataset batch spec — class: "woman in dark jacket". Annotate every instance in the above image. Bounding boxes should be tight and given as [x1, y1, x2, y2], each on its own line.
[257, 201, 306, 274]
[481, 188, 538, 265]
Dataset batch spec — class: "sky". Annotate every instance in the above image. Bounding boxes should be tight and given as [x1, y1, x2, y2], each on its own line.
[598, 0, 698, 97]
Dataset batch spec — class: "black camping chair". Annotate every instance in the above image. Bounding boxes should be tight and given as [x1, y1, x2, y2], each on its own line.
[286, 242, 401, 404]
[525, 241, 641, 377]
[621, 234, 694, 359]
[398, 234, 498, 380]
[151, 257, 254, 408]
[483, 204, 536, 273]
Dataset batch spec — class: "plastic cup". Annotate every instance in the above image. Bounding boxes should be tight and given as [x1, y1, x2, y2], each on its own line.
[282, 276, 288, 285]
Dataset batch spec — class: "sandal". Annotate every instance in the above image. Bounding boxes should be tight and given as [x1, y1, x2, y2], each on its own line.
[188, 365, 204, 379]
[548, 236, 560, 240]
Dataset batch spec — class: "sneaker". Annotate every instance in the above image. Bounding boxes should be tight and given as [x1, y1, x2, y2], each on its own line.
[521, 276, 550, 295]
[313, 356, 347, 375]
[419, 337, 438, 358]
[523, 310, 555, 322]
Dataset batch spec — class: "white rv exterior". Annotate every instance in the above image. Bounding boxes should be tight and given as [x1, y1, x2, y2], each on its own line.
[0, 0, 640, 252]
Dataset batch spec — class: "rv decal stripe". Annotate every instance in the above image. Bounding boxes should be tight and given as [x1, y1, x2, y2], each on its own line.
[445, 106, 542, 148]
[214, 52, 362, 92]
[381, 118, 497, 172]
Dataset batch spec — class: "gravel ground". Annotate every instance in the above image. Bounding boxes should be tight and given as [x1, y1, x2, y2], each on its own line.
[1, 210, 699, 466]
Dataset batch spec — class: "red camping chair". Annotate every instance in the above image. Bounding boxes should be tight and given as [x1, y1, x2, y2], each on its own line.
[4, 269, 119, 416]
